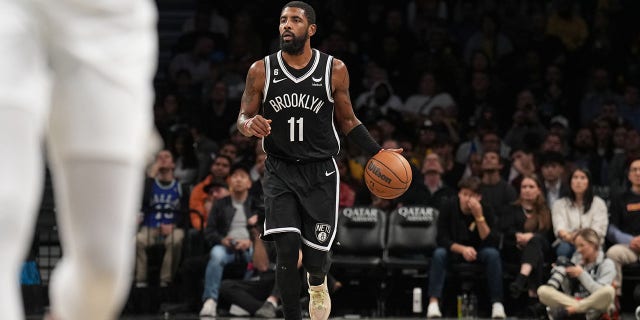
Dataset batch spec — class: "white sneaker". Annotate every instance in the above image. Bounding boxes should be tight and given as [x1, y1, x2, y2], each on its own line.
[491, 302, 506, 319]
[229, 304, 250, 316]
[635, 305, 640, 320]
[199, 298, 217, 317]
[426, 302, 442, 318]
[308, 274, 331, 320]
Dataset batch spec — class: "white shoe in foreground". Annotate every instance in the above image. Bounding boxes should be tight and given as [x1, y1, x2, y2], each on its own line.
[491, 302, 506, 319]
[426, 302, 442, 318]
[199, 298, 217, 317]
[308, 274, 331, 320]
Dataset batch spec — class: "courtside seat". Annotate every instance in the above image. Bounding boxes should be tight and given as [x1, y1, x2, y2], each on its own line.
[331, 206, 387, 316]
[382, 206, 439, 316]
[332, 206, 387, 269]
[383, 206, 439, 270]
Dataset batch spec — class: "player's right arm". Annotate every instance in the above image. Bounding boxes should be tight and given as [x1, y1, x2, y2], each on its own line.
[237, 60, 272, 138]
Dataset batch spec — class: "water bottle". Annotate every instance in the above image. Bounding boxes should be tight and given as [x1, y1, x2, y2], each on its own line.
[457, 295, 463, 319]
[468, 294, 478, 319]
[462, 294, 469, 319]
[412, 287, 423, 313]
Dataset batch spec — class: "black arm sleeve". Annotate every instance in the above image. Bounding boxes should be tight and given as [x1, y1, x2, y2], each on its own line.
[347, 124, 382, 157]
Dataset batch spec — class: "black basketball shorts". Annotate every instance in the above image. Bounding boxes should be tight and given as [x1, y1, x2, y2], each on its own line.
[261, 156, 339, 252]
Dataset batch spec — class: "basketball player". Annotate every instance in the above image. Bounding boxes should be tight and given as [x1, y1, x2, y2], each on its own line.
[237, 2, 399, 320]
[0, 1, 157, 320]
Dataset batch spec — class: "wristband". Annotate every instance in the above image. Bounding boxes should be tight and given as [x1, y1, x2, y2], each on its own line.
[475, 216, 485, 223]
[347, 124, 382, 156]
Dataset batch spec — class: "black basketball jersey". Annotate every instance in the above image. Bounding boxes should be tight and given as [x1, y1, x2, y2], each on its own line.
[261, 49, 340, 162]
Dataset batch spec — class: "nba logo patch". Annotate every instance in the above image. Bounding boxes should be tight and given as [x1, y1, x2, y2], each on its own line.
[315, 223, 331, 243]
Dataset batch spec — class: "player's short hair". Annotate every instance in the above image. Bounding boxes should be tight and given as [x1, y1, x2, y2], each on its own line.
[283, 1, 316, 24]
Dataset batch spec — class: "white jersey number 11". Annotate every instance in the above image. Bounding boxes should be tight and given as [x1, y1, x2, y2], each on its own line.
[288, 117, 303, 142]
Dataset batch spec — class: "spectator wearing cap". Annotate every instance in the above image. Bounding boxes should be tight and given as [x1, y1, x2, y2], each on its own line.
[539, 151, 570, 208]
[200, 164, 259, 317]
[414, 120, 439, 167]
[202, 180, 230, 218]
[549, 115, 571, 145]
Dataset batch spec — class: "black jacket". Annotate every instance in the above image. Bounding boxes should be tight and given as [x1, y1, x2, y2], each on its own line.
[436, 196, 499, 250]
[204, 195, 258, 248]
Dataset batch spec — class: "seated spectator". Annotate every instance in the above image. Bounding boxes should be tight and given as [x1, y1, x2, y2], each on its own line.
[398, 153, 455, 209]
[432, 137, 465, 189]
[168, 35, 214, 85]
[619, 83, 640, 131]
[606, 158, 640, 295]
[551, 168, 609, 259]
[540, 132, 567, 156]
[218, 223, 285, 317]
[501, 175, 553, 299]
[539, 151, 570, 208]
[609, 127, 640, 197]
[548, 116, 572, 154]
[354, 80, 403, 124]
[508, 146, 537, 190]
[503, 91, 547, 150]
[189, 155, 232, 231]
[537, 228, 616, 320]
[200, 165, 259, 317]
[426, 177, 506, 319]
[136, 150, 189, 287]
[479, 151, 517, 213]
[463, 14, 514, 65]
[402, 71, 457, 119]
[171, 129, 199, 187]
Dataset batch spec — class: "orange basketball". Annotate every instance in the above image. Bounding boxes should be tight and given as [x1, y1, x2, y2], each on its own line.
[364, 150, 412, 199]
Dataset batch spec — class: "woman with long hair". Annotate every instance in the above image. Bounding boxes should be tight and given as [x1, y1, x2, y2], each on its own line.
[501, 175, 554, 300]
[551, 168, 609, 258]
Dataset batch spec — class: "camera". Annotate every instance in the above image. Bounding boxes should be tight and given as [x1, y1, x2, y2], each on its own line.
[555, 256, 575, 267]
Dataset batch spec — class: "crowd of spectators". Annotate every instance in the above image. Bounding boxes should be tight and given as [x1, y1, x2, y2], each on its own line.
[132, 0, 640, 317]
